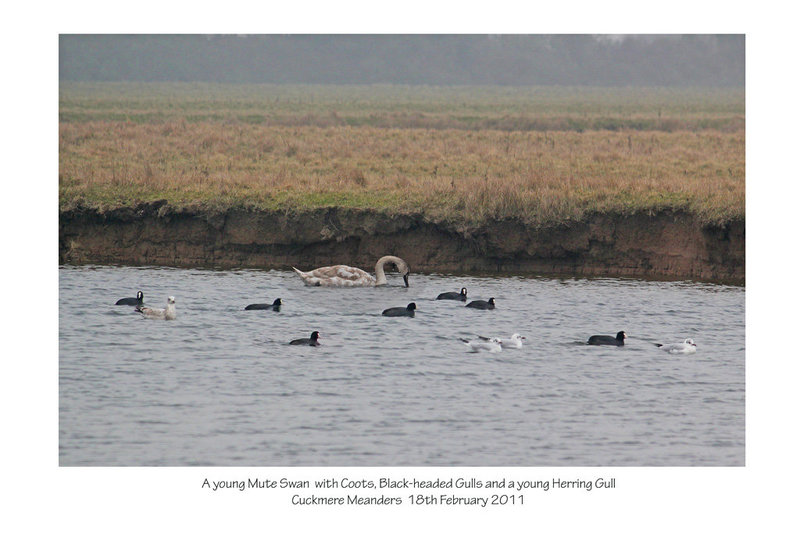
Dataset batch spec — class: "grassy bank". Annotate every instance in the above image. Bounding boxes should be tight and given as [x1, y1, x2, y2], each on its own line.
[59, 83, 745, 227]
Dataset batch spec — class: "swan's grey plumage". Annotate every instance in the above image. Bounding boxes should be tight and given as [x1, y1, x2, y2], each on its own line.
[135, 296, 176, 320]
[655, 338, 697, 354]
[478, 333, 526, 349]
[292, 255, 410, 287]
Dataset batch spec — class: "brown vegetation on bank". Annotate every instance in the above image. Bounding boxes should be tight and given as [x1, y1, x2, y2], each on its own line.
[60, 117, 744, 226]
[59, 83, 745, 280]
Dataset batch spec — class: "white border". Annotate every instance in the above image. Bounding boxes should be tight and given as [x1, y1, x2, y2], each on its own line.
[4, 2, 796, 531]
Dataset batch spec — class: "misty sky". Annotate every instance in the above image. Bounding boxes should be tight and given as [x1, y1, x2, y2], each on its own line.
[59, 34, 744, 87]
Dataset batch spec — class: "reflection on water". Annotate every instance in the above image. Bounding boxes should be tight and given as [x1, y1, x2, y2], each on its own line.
[59, 265, 744, 466]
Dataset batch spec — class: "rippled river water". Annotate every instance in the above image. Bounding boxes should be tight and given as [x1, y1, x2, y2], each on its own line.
[59, 265, 744, 466]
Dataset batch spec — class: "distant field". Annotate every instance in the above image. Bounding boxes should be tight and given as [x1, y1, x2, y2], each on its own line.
[59, 83, 745, 226]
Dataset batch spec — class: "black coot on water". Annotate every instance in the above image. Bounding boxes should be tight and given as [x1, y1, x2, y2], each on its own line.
[116, 291, 144, 306]
[245, 298, 282, 311]
[382, 303, 416, 317]
[588, 331, 627, 346]
[436, 288, 467, 301]
[290, 331, 321, 346]
[466, 298, 495, 310]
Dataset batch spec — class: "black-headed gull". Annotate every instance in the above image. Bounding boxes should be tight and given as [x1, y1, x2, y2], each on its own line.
[478, 333, 526, 349]
[461, 337, 502, 353]
[655, 338, 697, 354]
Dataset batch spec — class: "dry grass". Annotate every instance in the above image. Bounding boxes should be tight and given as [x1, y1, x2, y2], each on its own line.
[59, 83, 745, 226]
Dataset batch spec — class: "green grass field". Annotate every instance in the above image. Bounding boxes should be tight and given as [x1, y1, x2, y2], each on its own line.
[59, 83, 745, 226]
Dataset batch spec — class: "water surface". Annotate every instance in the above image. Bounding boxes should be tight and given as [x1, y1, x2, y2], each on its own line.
[59, 266, 744, 466]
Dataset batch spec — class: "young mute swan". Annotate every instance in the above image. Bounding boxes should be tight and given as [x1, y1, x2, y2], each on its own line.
[292, 255, 410, 287]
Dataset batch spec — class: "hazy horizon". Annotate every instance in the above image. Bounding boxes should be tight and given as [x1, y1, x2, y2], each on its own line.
[59, 34, 744, 87]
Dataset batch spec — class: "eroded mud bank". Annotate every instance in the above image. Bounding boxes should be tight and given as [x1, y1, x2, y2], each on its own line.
[59, 202, 744, 283]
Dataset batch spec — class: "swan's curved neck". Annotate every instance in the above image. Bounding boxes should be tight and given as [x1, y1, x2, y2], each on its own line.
[374, 259, 389, 285]
[374, 255, 404, 286]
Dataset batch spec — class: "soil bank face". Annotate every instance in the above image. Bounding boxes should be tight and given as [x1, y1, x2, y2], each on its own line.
[59, 203, 744, 283]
